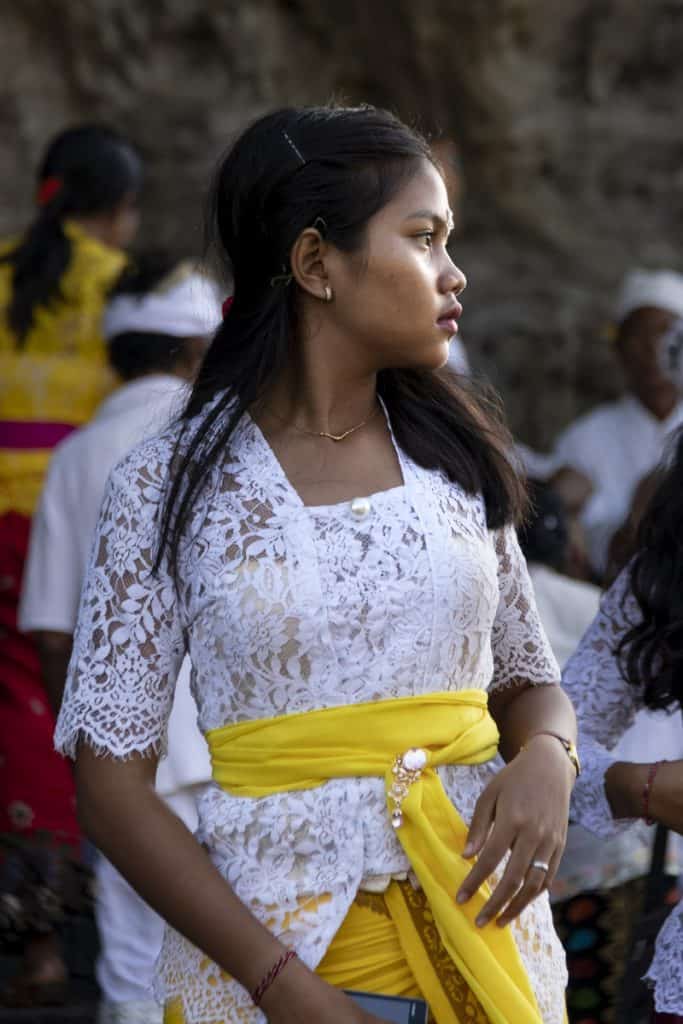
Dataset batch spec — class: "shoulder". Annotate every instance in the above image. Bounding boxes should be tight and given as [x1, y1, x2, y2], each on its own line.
[61, 223, 127, 302]
[105, 391, 236, 508]
[107, 424, 179, 499]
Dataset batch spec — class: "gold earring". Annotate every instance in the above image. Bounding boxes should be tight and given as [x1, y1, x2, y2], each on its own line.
[324, 285, 333, 302]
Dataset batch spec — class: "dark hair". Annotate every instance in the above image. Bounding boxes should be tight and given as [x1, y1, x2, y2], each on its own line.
[156, 105, 525, 576]
[107, 251, 195, 381]
[518, 480, 569, 572]
[2, 124, 142, 344]
[108, 332, 187, 381]
[618, 430, 683, 711]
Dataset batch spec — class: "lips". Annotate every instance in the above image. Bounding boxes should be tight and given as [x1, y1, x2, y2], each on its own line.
[437, 300, 462, 334]
[437, 304, 461, 335]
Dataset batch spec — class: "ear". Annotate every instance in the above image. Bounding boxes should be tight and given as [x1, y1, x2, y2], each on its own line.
[290, 227, 329, 302]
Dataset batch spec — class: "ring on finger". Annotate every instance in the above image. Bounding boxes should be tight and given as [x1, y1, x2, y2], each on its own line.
[530, 859, 550, 873]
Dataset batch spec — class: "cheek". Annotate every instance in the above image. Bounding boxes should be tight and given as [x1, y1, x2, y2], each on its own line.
[118, 210, 140, 247]
[366, 252, 433, 314]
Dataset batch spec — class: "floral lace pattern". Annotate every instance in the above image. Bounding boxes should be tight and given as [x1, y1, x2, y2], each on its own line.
[563, 567, 683, 1012]
[56, 403, 565, 1022]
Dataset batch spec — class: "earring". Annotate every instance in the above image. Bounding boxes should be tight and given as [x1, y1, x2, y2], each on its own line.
[324, 285, 333, 302]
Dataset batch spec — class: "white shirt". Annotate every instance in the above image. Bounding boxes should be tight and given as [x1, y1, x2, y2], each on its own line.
[528, 564, 601, 670]
[553, 394, 683, 573]
[55, 398, 567, 1023]
[20, 374, 211, 798]
[564, 569, 683, 1014]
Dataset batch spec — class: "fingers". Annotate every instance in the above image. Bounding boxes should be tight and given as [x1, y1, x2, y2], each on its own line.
[462, 786, 496, 859]
[466, 834, 538, 927]
[496, 847, 555, 927]
[543, 837, 565, 893]
[457, 818, 515, 908]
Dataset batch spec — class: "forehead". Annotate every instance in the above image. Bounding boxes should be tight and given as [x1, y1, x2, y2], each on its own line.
[621, 306, 676, 341]
[374, 159, 450, 222]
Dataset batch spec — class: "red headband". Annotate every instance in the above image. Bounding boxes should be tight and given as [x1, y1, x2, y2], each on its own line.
[37, 176, 63, 207]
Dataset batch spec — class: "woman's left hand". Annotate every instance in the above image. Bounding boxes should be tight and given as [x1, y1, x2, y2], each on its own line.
[455, 734, 574, 928]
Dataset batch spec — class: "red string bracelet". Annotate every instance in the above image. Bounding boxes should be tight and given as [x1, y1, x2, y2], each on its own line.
[642, 760, 664, 825]
[251, 949, 297, 1006]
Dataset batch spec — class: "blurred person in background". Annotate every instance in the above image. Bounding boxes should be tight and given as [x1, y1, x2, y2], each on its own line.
[0, 123, 142, 1007]
[553, 269, 683, 580]
[518, 479, 601, 668]
[55, 105, 573, 1024]
[562, 425, 683, 1023]
[18, 255, 217, 1024]
[520, 481, 682, 1023]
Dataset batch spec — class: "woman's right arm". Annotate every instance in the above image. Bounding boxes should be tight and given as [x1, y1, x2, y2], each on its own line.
[75, 746, 380, 1023]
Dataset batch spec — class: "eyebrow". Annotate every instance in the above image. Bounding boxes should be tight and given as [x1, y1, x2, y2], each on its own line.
[404, 209, 454, 232]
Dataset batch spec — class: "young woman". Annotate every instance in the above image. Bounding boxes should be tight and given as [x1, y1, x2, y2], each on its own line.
[0, 124, 142, 1007]
[56, 106, 574, 1024]
[563, 427, 683, 1023]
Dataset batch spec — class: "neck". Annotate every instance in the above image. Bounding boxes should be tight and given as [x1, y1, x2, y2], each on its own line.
[257, 318, 378, 434]
[633, 390, 677, 422]
[68, 214, 117, 250]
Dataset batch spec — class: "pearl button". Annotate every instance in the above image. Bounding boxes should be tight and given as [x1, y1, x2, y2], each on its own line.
[350, 496, 371, 519]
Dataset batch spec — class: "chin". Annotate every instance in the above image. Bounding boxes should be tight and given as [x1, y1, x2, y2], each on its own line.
[418, 340, 451, 371]
[383, 337, 451, 373]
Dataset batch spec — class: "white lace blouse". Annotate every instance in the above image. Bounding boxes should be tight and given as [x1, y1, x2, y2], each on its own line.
[563, 568, 683, 1014]
[56, 402, 568, 1023]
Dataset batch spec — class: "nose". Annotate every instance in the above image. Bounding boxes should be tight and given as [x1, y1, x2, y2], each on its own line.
[441, 255, 466, 296]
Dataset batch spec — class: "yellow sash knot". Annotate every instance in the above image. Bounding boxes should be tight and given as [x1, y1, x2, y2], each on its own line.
[207, 689, 542, 1024]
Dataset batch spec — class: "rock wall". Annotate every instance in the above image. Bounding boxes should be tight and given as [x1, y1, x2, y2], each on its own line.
[2, 0, 682, 447]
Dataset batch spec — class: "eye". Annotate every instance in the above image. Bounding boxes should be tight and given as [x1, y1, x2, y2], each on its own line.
[415, 231, 434, 248]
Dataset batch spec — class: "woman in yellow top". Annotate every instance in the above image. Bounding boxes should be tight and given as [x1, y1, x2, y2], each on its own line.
[56, 106, 575, 1023]
[0, 124, 142, 1008]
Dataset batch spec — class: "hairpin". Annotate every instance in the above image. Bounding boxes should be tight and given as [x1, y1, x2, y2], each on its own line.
[283, 130, 306, 167]
[270, 271, 293, 288]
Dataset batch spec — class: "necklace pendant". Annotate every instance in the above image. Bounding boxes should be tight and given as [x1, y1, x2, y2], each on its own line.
[319, 428, 352, 442]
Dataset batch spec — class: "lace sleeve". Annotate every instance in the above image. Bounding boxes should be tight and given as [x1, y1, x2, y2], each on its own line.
[54, 439, 186, 761]
[563, 567, 643, 837]
[489, 525, 561, 692]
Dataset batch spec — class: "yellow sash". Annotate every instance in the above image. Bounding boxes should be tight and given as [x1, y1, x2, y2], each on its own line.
[207, 690, 543, 1024]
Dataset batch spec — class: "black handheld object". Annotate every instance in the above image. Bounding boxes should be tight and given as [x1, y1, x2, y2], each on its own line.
[345, 990, 429, 1023]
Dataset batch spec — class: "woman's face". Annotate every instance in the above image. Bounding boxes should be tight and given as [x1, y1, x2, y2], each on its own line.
[325, 159, 466, 372]
[106, 193, 141, 250]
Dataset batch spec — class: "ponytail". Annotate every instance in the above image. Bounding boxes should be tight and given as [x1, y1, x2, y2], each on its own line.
[1, 124, 142, 344]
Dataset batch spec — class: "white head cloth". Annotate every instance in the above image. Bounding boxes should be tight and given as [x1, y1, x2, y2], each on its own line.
[103, 263, 222, 341]
[615, 268, 683, 324]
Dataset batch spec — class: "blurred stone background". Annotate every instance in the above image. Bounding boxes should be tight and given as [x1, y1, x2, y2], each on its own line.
[2, 0, 682, 449]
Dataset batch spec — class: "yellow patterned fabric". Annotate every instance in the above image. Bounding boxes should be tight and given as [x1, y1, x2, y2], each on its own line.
[0, 221, 126, 514]
[164, 882, 490, 1024]
[206, 690, 544, 1024]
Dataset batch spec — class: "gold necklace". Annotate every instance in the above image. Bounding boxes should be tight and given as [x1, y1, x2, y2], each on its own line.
[268, 402, 380, 442]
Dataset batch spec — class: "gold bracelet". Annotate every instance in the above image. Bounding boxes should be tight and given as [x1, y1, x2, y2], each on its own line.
[520, 731, 580, 777]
